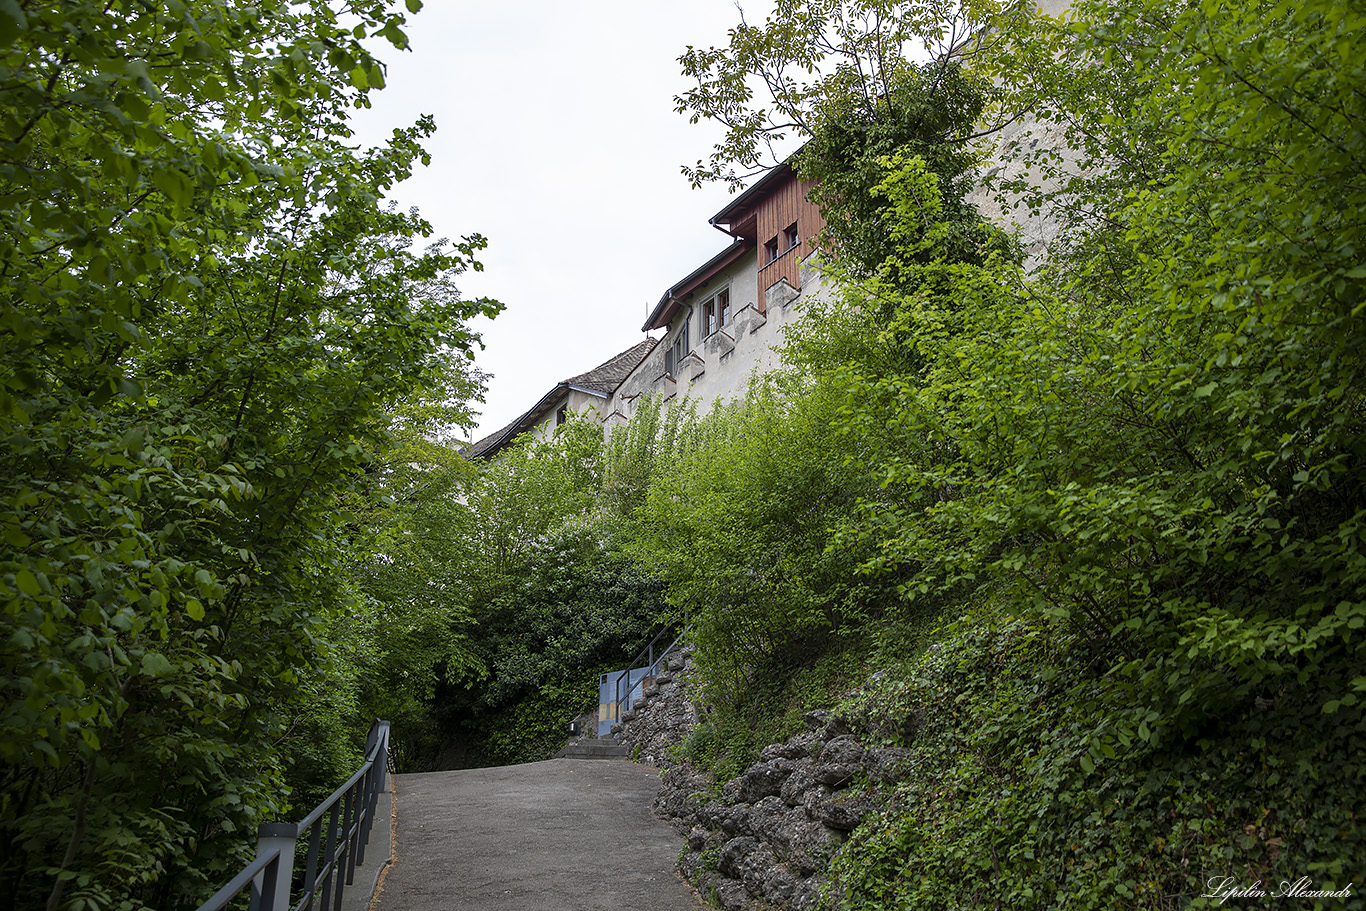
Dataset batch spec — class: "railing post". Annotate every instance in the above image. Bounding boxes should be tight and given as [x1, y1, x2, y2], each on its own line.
[356, 765, 372, 869]
[193, 719, 392, 911]
[374, 720, 390, 795]
[252, 823, 298, 911]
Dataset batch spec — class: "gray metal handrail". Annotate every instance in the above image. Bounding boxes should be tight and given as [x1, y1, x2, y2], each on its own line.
[195, 719, 391, 911]
[611, 625, 685, 726]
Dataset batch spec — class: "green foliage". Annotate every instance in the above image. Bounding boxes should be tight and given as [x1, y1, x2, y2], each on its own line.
[826, 613, 1365, 909]
[457, 417, 605, 603]
[674, 0, 1019, 188]
[0, 2, 497, 908]
[768, 0, 1366, 766]
[861, 0, 1366, 749]
[444, 521, 666, 768]
[630, 381, 898, 707]
[408, 422, 667, 770]
[473, 515, 663, 711]
[662, 0, 1366, 904]
[478, 677, 602, 768]
[601, 394, 702, 519]
[675, 634, 874, 785]
[799, 60, 1008, 275]
[341, 392, 488, 773]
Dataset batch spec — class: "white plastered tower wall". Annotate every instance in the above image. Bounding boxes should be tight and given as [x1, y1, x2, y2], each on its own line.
[966, 0, 1084, 269]
[604, 158, 832, 430]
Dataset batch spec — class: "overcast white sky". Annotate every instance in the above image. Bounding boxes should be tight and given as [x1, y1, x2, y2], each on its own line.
[350, 0, 780, 441]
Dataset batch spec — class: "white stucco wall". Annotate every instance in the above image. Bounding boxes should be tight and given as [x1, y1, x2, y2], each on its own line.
[529, 388, 607, 441]
[604, 251, 832, 430]
[597, 0, 1078, 433]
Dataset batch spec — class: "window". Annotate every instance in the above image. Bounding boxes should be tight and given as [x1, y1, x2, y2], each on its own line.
[555, 404, 567, 426]
[664, 312, 691, 376]
[765, 225, 799, 266]
[701, 288, 731, 337]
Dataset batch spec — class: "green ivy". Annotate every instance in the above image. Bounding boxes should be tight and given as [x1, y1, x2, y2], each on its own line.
[827, 613, 1365, 909]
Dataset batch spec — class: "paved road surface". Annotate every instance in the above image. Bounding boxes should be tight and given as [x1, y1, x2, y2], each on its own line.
[373, 759, 706, 911]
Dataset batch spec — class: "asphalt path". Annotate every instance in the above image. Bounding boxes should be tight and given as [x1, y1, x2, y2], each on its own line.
[373, 759, 707, 911]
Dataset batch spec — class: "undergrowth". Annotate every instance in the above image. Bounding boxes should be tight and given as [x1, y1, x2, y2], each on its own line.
[822, 610, 1366, 910]
[680, 632, 875, 783]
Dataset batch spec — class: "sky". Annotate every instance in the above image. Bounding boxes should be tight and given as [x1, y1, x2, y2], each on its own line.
[349, 0, 780, 442]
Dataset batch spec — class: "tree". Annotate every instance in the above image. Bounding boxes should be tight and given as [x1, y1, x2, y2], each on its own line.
[663, 0, 1366, 901]
[0, 2, 499, 908]
[801, 59, 1009, 275]
[418, 419, 665, 769]
[675, 0, 1016, 187]
[789, 0, 1366, 899]
[675, 0, 1022, 280]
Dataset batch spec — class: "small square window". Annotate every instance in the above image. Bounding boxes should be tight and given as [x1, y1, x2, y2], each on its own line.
[764, 237, 779, 264]
[784, 222, 800, 252]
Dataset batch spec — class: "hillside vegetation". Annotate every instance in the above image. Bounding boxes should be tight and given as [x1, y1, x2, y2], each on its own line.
[413, 0, 1365, 904]
[664, 0, 1363, 904]
[624, 0, 1366, 905]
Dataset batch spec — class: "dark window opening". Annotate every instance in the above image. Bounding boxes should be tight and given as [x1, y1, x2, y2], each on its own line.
[665, 314, 691, 376]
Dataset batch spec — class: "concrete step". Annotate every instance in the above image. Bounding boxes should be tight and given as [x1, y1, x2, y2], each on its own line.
[554, 739, 631, 760]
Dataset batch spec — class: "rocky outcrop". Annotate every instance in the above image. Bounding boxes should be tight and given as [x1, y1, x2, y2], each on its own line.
[616, 655, 908, 911]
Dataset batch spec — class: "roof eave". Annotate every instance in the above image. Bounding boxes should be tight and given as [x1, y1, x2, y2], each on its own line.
[709, 157, 798, 232]
[565, 384, 611, 398]
[642, 239, 754, 332]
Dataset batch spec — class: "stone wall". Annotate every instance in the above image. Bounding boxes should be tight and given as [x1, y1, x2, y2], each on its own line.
[615, 653, 912, 911]
[612, 647, 697, 764]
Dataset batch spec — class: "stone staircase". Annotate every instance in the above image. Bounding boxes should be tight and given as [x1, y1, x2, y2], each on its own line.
[554, 738, 631, 760]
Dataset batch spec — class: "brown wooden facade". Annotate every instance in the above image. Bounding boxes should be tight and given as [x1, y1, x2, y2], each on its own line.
[642, 158, 826, 333]
[754, 175, 819, 310]
[709, 162, 825, 313]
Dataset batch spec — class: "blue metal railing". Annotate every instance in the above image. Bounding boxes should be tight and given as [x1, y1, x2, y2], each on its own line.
[195, 719, 391, 911]
[601, 626, 686, 735]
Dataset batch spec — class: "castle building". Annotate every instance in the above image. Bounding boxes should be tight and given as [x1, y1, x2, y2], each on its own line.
[467, 160, 828, 458]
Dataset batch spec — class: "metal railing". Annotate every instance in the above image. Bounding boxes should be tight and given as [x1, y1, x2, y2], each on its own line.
[195, 719, 391, 911]
[609, 625, 685, 727]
